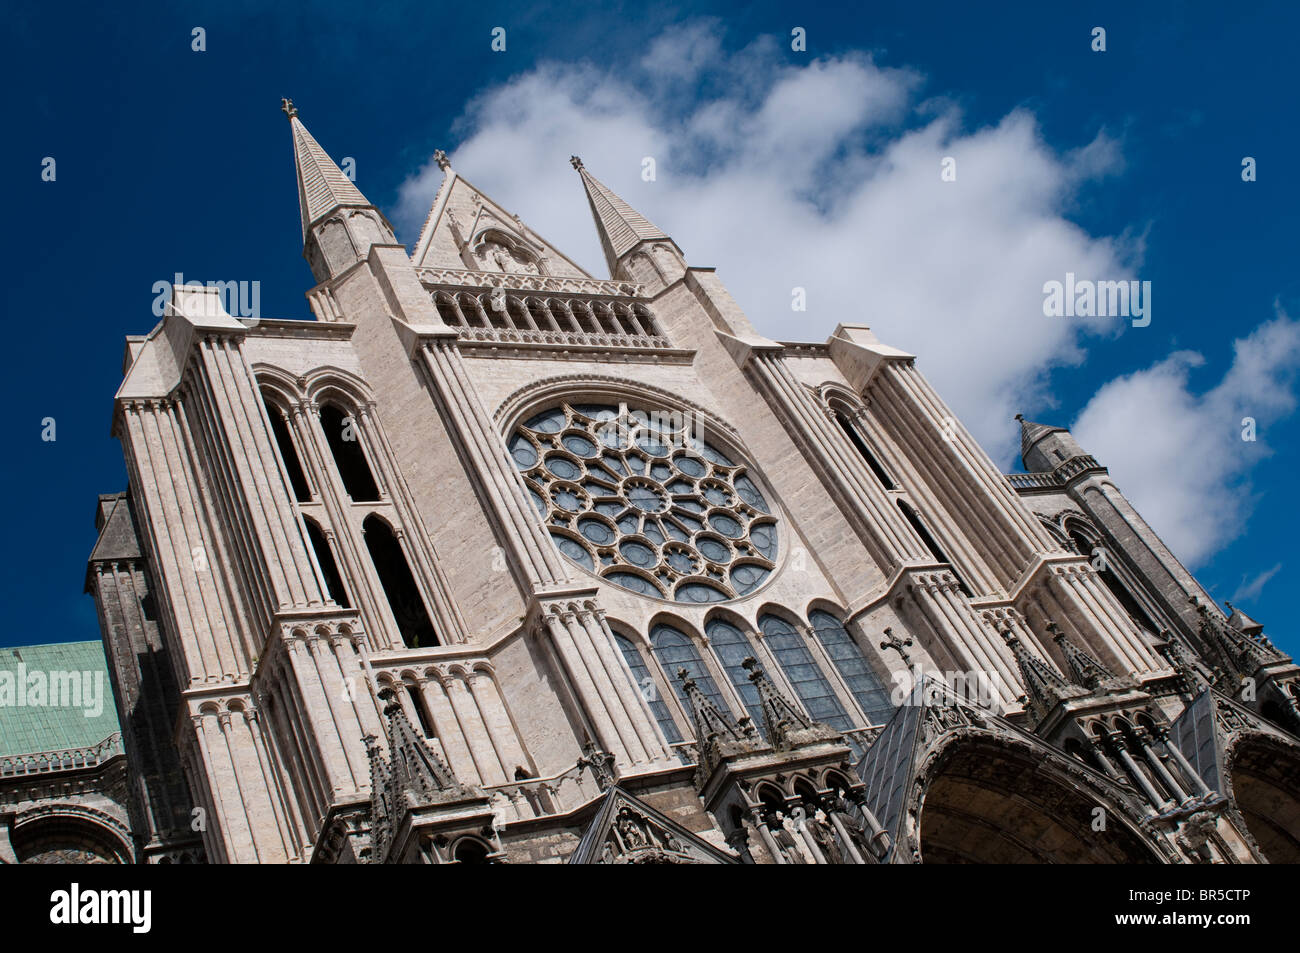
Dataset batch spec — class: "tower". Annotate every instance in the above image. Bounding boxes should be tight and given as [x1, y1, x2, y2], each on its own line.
[76, 104, 1300, 865]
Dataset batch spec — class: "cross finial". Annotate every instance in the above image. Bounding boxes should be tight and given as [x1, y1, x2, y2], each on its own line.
[280, 97, 298, 119]
[434, 149, 451, 172]
[569, 155, 584, 170]
[879, 627, 913, 665]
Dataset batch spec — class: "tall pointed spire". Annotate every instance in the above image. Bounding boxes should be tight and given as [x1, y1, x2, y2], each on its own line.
[284, 99, 371, 240]
[1013, 413, 1095, 474]
[1223, 601, 1265, 639]
[282, 99, 395, 283]
[678, 669, 758, 748]
[570, 156, 679, 282]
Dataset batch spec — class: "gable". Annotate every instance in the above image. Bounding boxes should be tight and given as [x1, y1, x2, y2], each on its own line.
[568, 786, 738, 864]
[411, 172, 593, 279]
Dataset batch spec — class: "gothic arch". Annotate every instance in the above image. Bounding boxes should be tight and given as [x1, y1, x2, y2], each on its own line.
[604, 616, 648, 650]
[449, 834, 495, 864]
[1059, 513, 1162, 638]
[1222, 731, 1300, 863]
[362, 513, 439, 648]
[12, 805, 135, 865]
[493, 375, 744, 447]
[649, 616, 729, 726]
[752, 601, 807, 633]
[646, 612, 707, 648]
[299, 367, 377, 408]
[700, 605, 758, 638]
[470, 224, 544, 275]
[253, 366, 305, 406]
[804, 597, 851, 624]
[908, 731, 1162, 864]
[1036, 514, 1072, 550]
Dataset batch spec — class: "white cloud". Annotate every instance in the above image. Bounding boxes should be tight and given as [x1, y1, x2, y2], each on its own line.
[1232, 562, 1283, 604]
[393, 21, 1141, 457]
[1072, 313, 1300, 568]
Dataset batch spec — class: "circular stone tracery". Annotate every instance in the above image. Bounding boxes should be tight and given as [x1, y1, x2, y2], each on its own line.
[510, 402, 779, 603]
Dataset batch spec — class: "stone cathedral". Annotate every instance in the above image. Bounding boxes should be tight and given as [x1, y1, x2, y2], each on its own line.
[16, 102, 1300, 865]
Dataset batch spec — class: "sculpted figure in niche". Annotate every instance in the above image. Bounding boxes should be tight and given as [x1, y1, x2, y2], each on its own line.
[475, 237, 540, 275]
[772, 811, 812, 864]
[615, 808, 649, 850]
[810, 808, 843, 864]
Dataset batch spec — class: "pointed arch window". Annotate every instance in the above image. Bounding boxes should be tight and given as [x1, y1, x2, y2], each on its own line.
[264, 395, 312, 502]
[650, 624, 725, 724]
[704, 619, 767, 730]
[614, 633, 682, 745]
[898, 500, 972, 596]
[320, 402, 381, 502]
[833, 409, 896, 491]
[404, 681, 437, 739]
[363, 515, 438, 648]
[757, 614, 854, 732]
[898, 500, 947, 564]
[809, 611, 894, 726]
[1068, 526, 1159, 635]
[304, 517, 350, 608]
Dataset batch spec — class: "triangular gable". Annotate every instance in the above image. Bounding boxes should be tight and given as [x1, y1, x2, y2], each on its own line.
[88, 494, 142, 564]
[412, 172, 593, 280]
[568, 786, 737, 864]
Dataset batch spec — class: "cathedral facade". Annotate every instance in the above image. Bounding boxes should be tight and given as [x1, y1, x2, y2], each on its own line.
[71, 103, 1300, 864]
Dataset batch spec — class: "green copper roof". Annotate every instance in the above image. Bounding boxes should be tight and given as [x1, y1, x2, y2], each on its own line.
[0, 641, 121, 759]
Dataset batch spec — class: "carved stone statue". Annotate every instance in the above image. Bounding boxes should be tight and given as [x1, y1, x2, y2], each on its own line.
[773, 811, 812, 864]
[810, 808, 844, 864]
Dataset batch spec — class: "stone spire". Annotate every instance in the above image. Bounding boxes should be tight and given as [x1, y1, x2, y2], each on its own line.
[743, 656, 816, 747]
[366, 687, 478, 862]
[570, 156, 679, 282]
[285, 100, 371, 240]
[1001, 629, 1085, 725]
[1050, 622, 1117, 690]
[364, 733, 394, 861]
[283, 100, 395, 282]
[1014, 414, 1093, 474]
[1014, 414, 1064, 463]
[676, 668, 766, 781]
[1192, 598, 1283, 676]
[1223, 601, 1265, 639]
[379, 687, 472, 806]
[678, 669, 758, 748]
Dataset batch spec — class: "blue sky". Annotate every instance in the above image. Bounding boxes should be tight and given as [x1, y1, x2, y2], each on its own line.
[5, 1, 1298, 654]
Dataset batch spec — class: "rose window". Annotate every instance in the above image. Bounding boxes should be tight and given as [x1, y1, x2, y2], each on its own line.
[509, 403, 779, 603]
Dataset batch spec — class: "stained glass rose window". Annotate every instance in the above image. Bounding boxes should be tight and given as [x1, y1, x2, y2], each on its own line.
[509, 403, 778, 602]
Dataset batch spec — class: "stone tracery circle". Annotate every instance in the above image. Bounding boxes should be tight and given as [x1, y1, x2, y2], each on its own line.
[509, 402, 778, 603]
